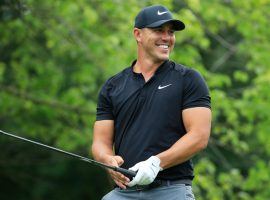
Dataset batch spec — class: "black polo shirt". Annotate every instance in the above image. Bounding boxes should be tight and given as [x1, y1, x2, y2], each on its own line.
[96, 60, 211, 180]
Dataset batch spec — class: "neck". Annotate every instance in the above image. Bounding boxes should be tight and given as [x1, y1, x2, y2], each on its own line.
[134, 48, 166, 70]
[133, 58, 165, 82]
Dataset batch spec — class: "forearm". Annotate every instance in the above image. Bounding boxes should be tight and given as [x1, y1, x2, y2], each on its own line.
[91, 120, 115, 163]
[92, 141, 114, 163]
[91, 120, 129, 188]
[157, 130, 209, 169]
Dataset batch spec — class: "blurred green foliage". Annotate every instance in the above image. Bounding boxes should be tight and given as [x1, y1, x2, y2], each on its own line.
[0, 0, 270, 199]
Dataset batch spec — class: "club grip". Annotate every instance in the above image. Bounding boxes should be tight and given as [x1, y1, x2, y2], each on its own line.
[115, 167, 137, 177]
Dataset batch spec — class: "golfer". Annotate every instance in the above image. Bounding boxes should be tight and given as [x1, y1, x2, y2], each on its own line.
[92, 5, 211, 200]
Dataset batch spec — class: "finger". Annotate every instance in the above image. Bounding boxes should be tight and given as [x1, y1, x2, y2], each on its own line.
[111, 173, 129, 184]
[111, 174, 129, 189]
[114, 170, 130, 182]
[127, 169, 143, 187]
[128, 162, 141, 172]
[114, 155, 124, 166]
[114, 179, 127, 189]
[107, 157, 119, 166]
[127, 179, 136, 187]
[109, 170, 130, 183]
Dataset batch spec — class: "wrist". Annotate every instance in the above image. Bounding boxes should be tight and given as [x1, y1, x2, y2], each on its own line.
[96, 153, 114, 164]
[155, 154, 166, 170]
[151, 156, 163, 171]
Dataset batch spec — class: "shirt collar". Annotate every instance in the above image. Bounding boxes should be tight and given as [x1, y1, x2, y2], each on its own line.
[129, 59, 170, 76]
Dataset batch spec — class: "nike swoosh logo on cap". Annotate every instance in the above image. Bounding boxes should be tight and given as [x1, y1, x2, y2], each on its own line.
[157, 10, 168, 15]
[158, 84, 172, 89]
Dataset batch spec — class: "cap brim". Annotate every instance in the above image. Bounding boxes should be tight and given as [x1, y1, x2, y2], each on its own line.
[146, 19, 185, 31]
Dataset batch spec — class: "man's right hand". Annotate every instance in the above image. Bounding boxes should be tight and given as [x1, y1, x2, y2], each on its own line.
[104, 155, 130, 189]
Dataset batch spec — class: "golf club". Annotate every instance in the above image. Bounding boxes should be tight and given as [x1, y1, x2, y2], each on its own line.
[0, 129, 136, 177]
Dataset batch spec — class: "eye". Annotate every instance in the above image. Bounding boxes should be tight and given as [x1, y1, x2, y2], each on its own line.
[153, 28, 162, 33]
[169, 30, 175, 35]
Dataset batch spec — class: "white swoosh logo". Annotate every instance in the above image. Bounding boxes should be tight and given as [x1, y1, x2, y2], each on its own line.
[157, 10, 168, 15]
[158, 84, 172, 89]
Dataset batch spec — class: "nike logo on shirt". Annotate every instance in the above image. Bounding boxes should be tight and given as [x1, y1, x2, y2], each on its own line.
[158, 84, 172, 89]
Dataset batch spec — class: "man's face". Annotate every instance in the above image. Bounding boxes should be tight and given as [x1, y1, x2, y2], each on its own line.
[138, 24, 176, 62]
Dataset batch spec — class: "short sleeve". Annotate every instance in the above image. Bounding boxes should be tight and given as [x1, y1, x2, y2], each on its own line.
[96, 80, 114, 121]
[182, 69, 211, 110]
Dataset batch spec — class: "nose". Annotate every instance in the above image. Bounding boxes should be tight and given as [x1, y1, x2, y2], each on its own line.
[161, 30, 171, 41]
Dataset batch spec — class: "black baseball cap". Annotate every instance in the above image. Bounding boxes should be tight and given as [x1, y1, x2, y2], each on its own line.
[134, 5, 185, 31]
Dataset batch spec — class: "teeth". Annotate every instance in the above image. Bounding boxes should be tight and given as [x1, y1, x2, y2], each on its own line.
[158, 44, 169, 49]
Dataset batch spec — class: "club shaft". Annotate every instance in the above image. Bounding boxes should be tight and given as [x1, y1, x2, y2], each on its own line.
[0, 129, 136, 177]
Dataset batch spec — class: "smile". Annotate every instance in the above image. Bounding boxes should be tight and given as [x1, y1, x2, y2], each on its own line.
[157, 44, 169, 50]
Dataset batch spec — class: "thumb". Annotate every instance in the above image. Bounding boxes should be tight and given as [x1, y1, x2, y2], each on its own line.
[113, 156, 124, 166]
[127, 166, 144, 187]
[129, 162, 142, 172]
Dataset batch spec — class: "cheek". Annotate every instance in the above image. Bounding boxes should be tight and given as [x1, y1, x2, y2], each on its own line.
[170, 36, 175, 49]
[171, 36, 176, 45]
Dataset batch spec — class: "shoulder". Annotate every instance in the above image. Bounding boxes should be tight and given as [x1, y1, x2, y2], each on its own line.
[170, 61, 203, 79]
[103, 66, 131, 88]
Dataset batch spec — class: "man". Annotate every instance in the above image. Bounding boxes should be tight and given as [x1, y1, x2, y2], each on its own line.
[92, 5, 211, 200]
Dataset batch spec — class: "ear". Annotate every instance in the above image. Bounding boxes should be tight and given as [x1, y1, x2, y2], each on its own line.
[133, 28, 142, 43]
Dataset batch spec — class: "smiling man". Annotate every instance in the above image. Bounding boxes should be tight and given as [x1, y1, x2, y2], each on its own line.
[92, 5, 211, 200]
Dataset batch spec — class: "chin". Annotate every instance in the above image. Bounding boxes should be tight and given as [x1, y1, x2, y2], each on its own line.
[153, 57, 169, 63]
[158, 54, 170, 61]
[151, 52, 170, 62]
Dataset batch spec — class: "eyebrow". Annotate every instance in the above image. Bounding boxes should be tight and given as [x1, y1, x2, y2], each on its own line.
[151, 26, 175, 31]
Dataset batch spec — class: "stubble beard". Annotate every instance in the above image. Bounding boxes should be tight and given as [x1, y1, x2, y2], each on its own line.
[144, 44, 173, 63]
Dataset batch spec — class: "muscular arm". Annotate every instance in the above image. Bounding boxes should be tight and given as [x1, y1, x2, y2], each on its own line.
[92, 120, 130, 188]
[92, 120, 114, 162]
[157, 107, 211, 169]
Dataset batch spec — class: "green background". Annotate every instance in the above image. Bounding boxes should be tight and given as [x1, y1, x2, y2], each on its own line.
[1, 0, 270, 199]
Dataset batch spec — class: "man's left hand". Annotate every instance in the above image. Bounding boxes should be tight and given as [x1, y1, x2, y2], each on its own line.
[127, 156, 163, 187]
